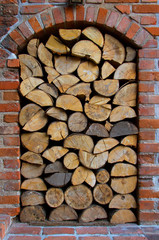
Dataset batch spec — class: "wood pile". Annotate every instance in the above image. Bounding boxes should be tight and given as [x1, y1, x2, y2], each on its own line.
[19, 26, 138, 224]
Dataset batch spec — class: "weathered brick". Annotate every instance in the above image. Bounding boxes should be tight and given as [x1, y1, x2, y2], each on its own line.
[79, 237, 111, 240]
[0, 48, 9, 59]
[0, 60, 6, 68]
[21, 5, 51, 15]
[139, 95, 159, 104]
[44, 237, 76, 240]
[139, 72, 159, 81]
[7, 59, 20, 68]
[139, 106, 154, 116]
[0, 103, 20, 112]
[4, 137, 20, 146]
[139, 59, 155, 70]
[115, 5, 130, 14]
[139, 212, 159, 222]
[8, 236, 41, 240]
[9, 225, 41, 234]
[141, 16, 157, 25]
[4, 181, 20, 191]
[113, 237, 147, 240]
[18, 22, 33, 39]
[0, 195, 19, 205]
[139, 49, 159, 58]
[139, 165, 159, 176]
[76, 5, 84, 21]
[138, 83, 154, 92]
[138, 154, 155, 164]
[106, 11, 120, 28]
[86, 7, 95, 23]
[52, 8, 64, 24]
[116, 16, 131, 34]
[0, 148, 20, 157]
[133, 29, 151, 46]
[142, 39, 157, 48]
[76, 227, 108, 235]
[139, 178, 154, 188]
[0, 16, 18, 27]
[105, 0, 138, 2]
[109, 226, 142, 234]
[65, 6, 74, 22]
[28, 16, 43, 34]
[133, 5, 159, 13]
[2, 35, 18, 54]
[126, 22, 140, 39]
[3, 91, 19, 101]
[43, 227, 74, 235]
[139, 143, 159, 153]
[0, 126, 19, 135]
[0, 207, 20, 216]
[97, 8, 108, 25]
[40, 11, 53, 28]
[4, 114, 19, 123]
[139, 119, 159, 128]
[139, 131, 155, 140]
[3, 70, 19, 80]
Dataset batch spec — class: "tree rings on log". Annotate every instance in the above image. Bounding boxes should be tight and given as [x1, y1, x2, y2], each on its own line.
[110, 121, 138, 138]
[110, 209, 137, 224]
[21, 191, 45, 206]
[45, 188, 64, 208]
[68, 112, 87, 132]
[93, 184, 113, 205]
[109, 194, 137, 209]
[79, 205, 107, 223]
[111, 176, 137, 194]
[77, 61, 99, 82]
[49, 204, 78, 221]
[108, 146, 137, 164]
[20, 206, 46, 223]
[63, 152, 79, 170]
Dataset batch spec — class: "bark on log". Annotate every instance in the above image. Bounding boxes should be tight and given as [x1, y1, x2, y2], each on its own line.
[44, 66, 60, 84]
[108, 146, 137, 164]
[59, 29, 81, 43]
[49, 204, 78, 221]
[46, 35, 70, 54]
[114, 63, 136, 80]
[109, 194, 137, 209]
[38, 43, 53, 67]
[68, 112, 87, 132]
[110, 209, 136, 224]
[94, 138, 119, 154]
[47, 122, 69, 141]
[20, 77, 44, 96]
[63, 152, 79, 170]
[19, 103, 41, 127]
[66, 83, 91, 101]
[46, 107, 67, 121]
[27, 38, 39, 57]
[42, 146, 68, 163]
[56, 95, 83, 112]
[21, 191, 45, 206]
[38, 83, 59, 98]
[125, 47, 136, 62]
[110, 121, 138, 138]
[86, 123, 109, 137]
[101, 61, 115, 79]
[21, 162, 46, 178]
[77, 61, 99, 82]
[121, 135, 137, 147]
[94, 79, 119, 97]
[96, 169, 110, 184]
[84, 103, 111, 122]
[110, 106, 136, 122]
[79, 205, 107, 223]
[111, 163, 137, 177]
[71, 166, 96, 187]
[44, 161, 68, 174]
[45, 172, 72, 187]
[26, 89, 54, 107]
[55, 56, 80, 74]
[20, 206, 46, 223]
[21, 151, 43, 165]
[53, 74, 80, 93]
[21, 178, 47, 191]
[111, 176, 137, 194]
[93, 184, 113, 205]
[45, 188, 64, 208]
[82, 26, 104, 47]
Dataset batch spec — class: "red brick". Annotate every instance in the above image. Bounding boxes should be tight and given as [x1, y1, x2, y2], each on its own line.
[139, 212, 159, 222]
[134, 29, 152, 46]
[2, 4, 18, 15]
[0, 48, 9, 59]
[76, 5, 84, 21]
[3, 158, 20, 169]
[43, 227, 74, 235]
[7, 59, 20, 68]
[28, 16, 43, 34]
[0, 195, 19, 204]
[0, 81, 19, 90]
[139, 131, 155, 140]
[3, 91, 19, 101]
[0, 207, 20, 216]
[139, 83, 154, 92]
[143, 39, 158, 49]
[86, 7, 95, 23]
[139, 49, 159, 58]
[44, 237, 76, 240]
[4, 181, 20, 191]
[52, 8, 64, 24]
[0, 171, 20, 180]
[0, 103, 20, 112]
[139, 143, 159, 153]
[138, 154, 155, 164]
[0, 215, 11, 229]
[40, 11, 53, 28]
[115, 5, 130, 14]
[109, 226, 142, 234]
[146, 27, 159, 36]
[8, 236, 41, 240]
[106, 11, 120, 28]
[65, 6, 74, 22]
[126, 22, 140, 39]
[79, 237, 110, 240]
[0, 126, 19, 135]
[139, 178, 154, 188]
[105, 0, 138, 2]
[1, 0, 18, 4]
[139, 166, 159, 176]
[141, 16, 157, 25]
[0, 16, 18, 27]
[0, 148, 20, 157]
[21, 5, 51, 15]
[97, 8, 108, 25]
[2, 35, 18, 54]
[139, 72, 159, 81]
[18, 22, 33, 39]
[0, 60, 6, 68]
[139, 95, 159, 104]
[129, 13, 140, 23]
[113, 237, 147, 240]
[117, 16, 131, 34]
[76, 227, 108, 235]
[4, 114, 19, 123]
[3, 69, 19, 80]
[138, 106, 154, 116]
[133, 5, 159, 13]
[4, 137, 20, 146]
[0, 222, 5, 240]
[9, 29, 26, 47]
[139, 119, 159, 128]
[29, 0, 45, 2]
[9, 225, 41, 234]
[139, 60, 155, 70]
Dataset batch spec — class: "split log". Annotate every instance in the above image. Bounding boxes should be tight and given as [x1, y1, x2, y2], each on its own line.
[45, 172, 72, 187]
[110, 106, 136, 122]
[65, 184, 93, 210]
[46, 107, 67, 121]
[19, 54, 43, 77]
[109, 194, 137, 209]
[101, 61, 115, 79]
[94, 79, 119, 97]
[47, 122, 68, 141]
[84, 103, 111, 122]
[93, 184, 113, 205]
[66, 82, 91, 101]
[102, 34, 125, 64]
[44, 161, 68, 174]
[21, 162, 46, 178]
[96, 169, 110, 184]
[86, 123, 109, 137]
[105, 121, 113, 132]
[20, 77, 44, 96]
[21, 151, 43, 165]
[72, 166, 96, 187]
[49, 204, 78, 221]
[21, 132, 49, 153]
[53, 74, 80, 93]
[82, 26, 104, 47]
[114, 63, 136, 80]
[26, 89, 54, 107]
[27, 38, 39, 57]
[46, 35, 70, 54]
[110, 121, 138, 138]
[79, 150, 108, 169]
[38, 43, 53, 67]
[64, 134, 94, 153]
[38, 83, 59, 98]
[20, 206, 46, 223]
[77, 61, 99, 82]
[121, 135, 137, 147]
[63, 152, 79, 170]
[45, 188, 64, 208]
[111, 176, 137, 194]
[55, 56, 80, 74]
[42, 146, 68, 163]
[20, 63, 32, 80]
[22, 109, 48, 132]
[21, 191, 45, 206]
[80, 205, 107, 223]
[21, 178, 47, 191]
[68, 112, 87, 132]
[59, 29, 81, 43]
[89, 95, 110, 106]
[44, 66, 60, 83]
[110, 209, 136, 224]
[108, 146, 137, 164]
[94, 138, 119, 154]
[111, 163, 137, 177]
[56, 95, 83, 112]
[113, 83, 137, 107]
[72, 40, 101, 64]
[125, 47, 136, 62]
[19, 103, 41, 126]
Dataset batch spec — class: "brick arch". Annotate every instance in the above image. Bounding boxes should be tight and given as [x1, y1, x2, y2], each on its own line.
[1, 5, 154, 55]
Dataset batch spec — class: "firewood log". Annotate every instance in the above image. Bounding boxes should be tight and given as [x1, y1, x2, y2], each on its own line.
[109, 194, 137, 209]
[125, 47, 136, 62]
[94, 79, 119, 97]
[84, 103, 111, 121]
[47, 122, 68, 141]
[110, 209, 136, 224]
[21, 178, 47, 191]
[59, 29, 81, 43]
[89, 95, 110, 105]
[65, 184, 93, 210]
[105, 121, 113, 132]
[26, 89, 54, 107]
[19, 103, 41, 126]
[20, 206, 46, 223]
[110, 106, 136, 122]
[108, 146, 137, 164]
[96, 169, 110, 184]
[111, 163, 137, 177]
[93, 184, 113, 205]
[44, 161, 68, 174]
[71, 166, 96, 187]
[21, 162, 46, 178]
[94, 138, 119, 154]
[55, 56, 80, 74]
[44, 66, 60, 83]
[21, 132, 49, 153]
[27, 38, 39, 57]
[20, 77, 44, 96]
[72, 40, 101, 64]
[77, 61, 99, 82]
[53, 74, 80, 93]
[56, 95, 83, 112]
[66, 82, 91, 101]
[86, 123, 109, 137]
[121, 135, 137, 147]
[45, 188, 64, 208]
[19, 54, 43, 77]
[42, 146, 68, 163]
[45, 172, 72, 187]
[111, 176, 137, 194]
[110, 121, 138, 138]
[64, 134, 94, 153]
[101, 61, 115, 79]
[21, 191, 45, 206]
[68, 112, 87, 132]
[38, 83, 59, 98]
[46, 35, 70, 54]
[79, 205, 107, 223]
[102, 34, 125, 64]
[63, 152, 79, 170]
[46, 107, 67, 121]
[114, 63, 136, 80]
[38, 43, 53, 67]
[49, 204, 78, 221]
[79, 150, 108, 169]
[82, 26, 104, 47]
[20, 62, 32, 80]
[21, 151, 43, 165]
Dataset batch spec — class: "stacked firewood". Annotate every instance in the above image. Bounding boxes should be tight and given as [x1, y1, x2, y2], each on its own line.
[19, 26, 138, 224]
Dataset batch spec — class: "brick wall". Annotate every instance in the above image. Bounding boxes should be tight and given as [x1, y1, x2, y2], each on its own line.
[0, 0, 159, 226]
